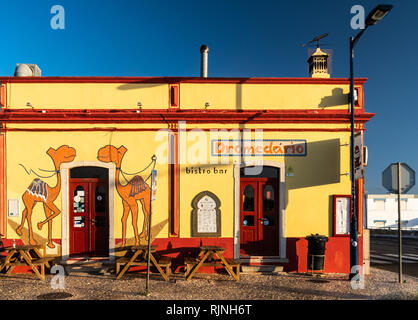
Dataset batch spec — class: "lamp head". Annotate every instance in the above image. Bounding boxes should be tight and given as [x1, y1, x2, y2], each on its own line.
[365, 4, 393, 26]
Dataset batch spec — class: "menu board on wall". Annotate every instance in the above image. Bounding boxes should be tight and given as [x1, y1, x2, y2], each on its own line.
[197, 196, 217, 233]
[333, 195, 351, 236]
[191, 191, 221, 237]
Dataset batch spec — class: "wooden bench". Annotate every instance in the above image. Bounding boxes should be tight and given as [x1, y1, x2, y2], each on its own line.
[1, 257, 55, 280]
[184, 257, 240, 280]
[116, 256, 172, 280]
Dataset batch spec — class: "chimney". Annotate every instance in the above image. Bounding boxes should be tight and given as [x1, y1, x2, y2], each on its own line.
[200, 45, 209, 78]
[14, 64, 42, 77]
[307, 48, 330, 78]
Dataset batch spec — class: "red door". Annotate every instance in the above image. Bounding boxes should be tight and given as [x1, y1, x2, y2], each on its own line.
[240, 178, 279, 256]
[69, 179, 109, 257]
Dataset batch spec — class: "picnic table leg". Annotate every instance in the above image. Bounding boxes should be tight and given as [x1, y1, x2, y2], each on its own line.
[149, 254, 169, 282]
[215, 253, 240, 281]
[116, 250, 142, 280]
[33, 248, 51, 269]
[0, 250, 16, 273]
[5, 265, 14, 276]
[41, 263, 45, 279]
[19, 250, 44, 281]
[186, 250, 212, 281]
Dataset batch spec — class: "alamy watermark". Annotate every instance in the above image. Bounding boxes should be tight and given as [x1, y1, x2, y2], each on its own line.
[350, 265, 365, 289]
[50, 5, 65, 30]
[350, 5, 365, 30]
[50, 265, 65, 289]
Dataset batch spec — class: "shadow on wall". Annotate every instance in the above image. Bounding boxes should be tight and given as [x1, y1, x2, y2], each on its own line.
[285, 139, 341, 191]
[318, 88, 349, 108]
[283, 139, 341, 227]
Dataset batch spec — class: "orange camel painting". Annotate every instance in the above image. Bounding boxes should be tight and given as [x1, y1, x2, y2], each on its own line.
[97, 145, 152, 247]
[16, 145, 76, 248]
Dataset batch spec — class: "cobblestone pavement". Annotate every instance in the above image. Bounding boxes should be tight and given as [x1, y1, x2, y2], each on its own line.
[0, 267, 417, 300]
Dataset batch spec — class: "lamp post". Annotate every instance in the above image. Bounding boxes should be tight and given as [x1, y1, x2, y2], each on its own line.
[349, 4, 393, 281]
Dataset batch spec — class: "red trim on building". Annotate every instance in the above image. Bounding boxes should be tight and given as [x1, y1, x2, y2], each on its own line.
[288, 236, 363, 274]
[0, 84, 5, 107]
[168, 131, 180, 237]
[0, 76, 368, 85]
[0, 134, 5, 236]
[0, 109, 375, 124]
[169, 84, 180, 108]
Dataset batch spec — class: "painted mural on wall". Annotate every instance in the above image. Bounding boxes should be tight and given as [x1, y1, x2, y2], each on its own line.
[16, 145, 77, 248]
[97, 145, 154, 247]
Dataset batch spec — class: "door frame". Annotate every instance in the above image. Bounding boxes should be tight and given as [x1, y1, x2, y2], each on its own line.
[233, 161, 287, 261]
[61, 161, 116, 263]
[69, 178, 109, 258]
[240, 177, 280, 256]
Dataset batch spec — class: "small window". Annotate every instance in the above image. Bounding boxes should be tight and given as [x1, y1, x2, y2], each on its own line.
[243, 185, 254, 211]
[263, 215, 274, 226]
[73, 186, 85, 213]
[374, 220, 386, 227]
[395, 220, 409, 228]
[263, 185, 275, 211]
[374, 199, 385, 211]
[95, 185, 106, 213]
[243, 215, 254, 227]
[395, 199, 408, 211]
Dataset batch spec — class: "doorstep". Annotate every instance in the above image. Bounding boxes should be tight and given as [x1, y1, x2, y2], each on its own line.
[60, 257, 115, 266]
[239, 256, 288, 274]
[241, 265, 285, 274]
[240, 256, 288, 265]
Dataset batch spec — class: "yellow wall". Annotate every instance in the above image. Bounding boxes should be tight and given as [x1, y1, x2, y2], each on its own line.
[3, 80, 357, 243]
[6, 83, 169, 109]
[178, 128, 351, 238]
[6, 131, 169, 241]
[180, 83, 350, 110]
[6, 82, 350, 110]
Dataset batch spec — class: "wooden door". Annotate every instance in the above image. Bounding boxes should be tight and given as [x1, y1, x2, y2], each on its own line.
[89, 180, 109, 257]
[240, 178, 279, 256]
[69, 179, 108, 257]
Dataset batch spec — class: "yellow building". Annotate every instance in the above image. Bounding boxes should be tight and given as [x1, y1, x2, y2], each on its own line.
[0, 53, 373, 274]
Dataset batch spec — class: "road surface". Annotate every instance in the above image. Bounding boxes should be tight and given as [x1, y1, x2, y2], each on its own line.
[370, 235, 418, 279]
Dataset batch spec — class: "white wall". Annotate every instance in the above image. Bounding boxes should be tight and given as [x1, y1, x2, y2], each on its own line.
[365, 194, 418, 230]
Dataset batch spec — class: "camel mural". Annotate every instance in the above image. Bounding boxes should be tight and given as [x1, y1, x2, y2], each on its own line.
[16, 145, 76, 248]
[97, 145, 152, 247]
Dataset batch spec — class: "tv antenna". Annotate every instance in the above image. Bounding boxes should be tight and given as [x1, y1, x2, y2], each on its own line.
[302, 33, 329, 48]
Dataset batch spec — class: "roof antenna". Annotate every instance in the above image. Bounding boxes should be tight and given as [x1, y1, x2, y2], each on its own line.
[302, 33, 329, 48]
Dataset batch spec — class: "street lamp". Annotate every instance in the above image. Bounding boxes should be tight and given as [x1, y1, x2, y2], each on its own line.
[349, 4, 393, 281]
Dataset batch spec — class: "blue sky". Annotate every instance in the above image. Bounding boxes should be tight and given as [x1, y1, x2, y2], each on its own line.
[0, 0, 417, 194]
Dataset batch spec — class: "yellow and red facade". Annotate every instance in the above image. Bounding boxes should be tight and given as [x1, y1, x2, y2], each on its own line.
[0, 76, 373, 274]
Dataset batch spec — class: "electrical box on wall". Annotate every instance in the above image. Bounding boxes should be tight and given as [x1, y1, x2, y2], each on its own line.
[8, 199, 20, 217]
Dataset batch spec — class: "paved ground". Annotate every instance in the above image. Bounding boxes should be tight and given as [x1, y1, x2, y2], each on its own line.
[370, 235, 418, 278]
[0, 266, 417, 301]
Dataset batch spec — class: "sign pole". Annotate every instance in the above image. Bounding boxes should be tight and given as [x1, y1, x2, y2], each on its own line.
[397, 162, 402, 284]
[349, 36, 359, 281]
[145, 159, 156, 296]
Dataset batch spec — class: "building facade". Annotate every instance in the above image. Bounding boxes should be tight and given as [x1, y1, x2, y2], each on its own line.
[0, 55, 373, 274]
[366, 194, 418, 230]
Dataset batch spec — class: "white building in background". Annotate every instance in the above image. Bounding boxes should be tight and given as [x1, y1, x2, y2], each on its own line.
[365, 194, 418, 230]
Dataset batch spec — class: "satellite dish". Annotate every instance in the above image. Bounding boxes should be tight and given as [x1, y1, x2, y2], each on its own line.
[302, 33, 329, 48]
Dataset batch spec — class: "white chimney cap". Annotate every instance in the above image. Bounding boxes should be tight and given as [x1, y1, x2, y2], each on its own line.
[14, 64, 42, 77]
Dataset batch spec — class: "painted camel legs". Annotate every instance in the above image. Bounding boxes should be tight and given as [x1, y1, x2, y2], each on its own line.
[16, 192, 37, 246]
[120, 191, 151, 247]
[16, 191, 60, 248]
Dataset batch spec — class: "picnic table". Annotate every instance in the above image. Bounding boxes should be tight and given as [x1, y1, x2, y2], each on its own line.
[0, 244, 55, 281]
[115, 244, 172, 281]
[184, 245, 240, 281]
